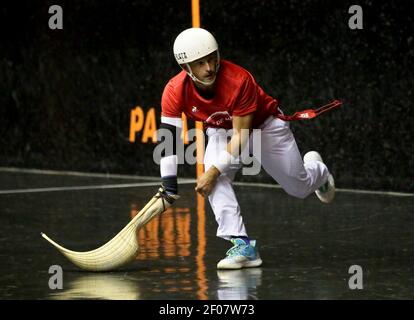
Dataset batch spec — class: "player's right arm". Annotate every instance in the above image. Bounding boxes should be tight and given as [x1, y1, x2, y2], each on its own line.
[158, 82, 183, 196]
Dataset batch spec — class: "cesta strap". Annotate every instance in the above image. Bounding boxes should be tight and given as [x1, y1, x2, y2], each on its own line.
[276, 99, 342, 121]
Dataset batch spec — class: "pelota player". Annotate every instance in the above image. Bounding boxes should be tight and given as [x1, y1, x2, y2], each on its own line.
[158, 28, 335, 269]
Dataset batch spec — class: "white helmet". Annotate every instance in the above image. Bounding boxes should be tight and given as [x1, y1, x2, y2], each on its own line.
[173, 28, 220, 85]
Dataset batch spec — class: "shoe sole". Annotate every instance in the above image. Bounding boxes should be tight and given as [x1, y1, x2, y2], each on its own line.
[316, 174, 335, 203]
[304, 151, 335, 204]
[217, 258, 263, 270]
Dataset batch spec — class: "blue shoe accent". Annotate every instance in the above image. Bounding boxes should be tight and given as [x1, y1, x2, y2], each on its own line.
[217, 238, 263, 270]
[231, 236, 250, 245]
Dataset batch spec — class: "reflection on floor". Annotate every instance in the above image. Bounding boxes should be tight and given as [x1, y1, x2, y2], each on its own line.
[0, 170, 413, 299]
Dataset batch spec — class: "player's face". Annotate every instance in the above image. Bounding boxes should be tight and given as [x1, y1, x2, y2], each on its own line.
[189, 51, 219, 85]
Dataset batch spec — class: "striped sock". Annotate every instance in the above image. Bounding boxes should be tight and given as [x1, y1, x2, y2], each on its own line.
[231, 236, 250, 245]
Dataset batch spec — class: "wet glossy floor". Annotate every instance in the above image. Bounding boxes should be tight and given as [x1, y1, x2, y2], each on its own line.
[0, 169, 413, 300]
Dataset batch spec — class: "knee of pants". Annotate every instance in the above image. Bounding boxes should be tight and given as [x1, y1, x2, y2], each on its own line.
[208, 173, 238, 196]
[208, 184, 236, 209]
[211, 204, 241, 224]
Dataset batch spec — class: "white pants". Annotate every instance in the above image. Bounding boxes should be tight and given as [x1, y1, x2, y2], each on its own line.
[204, 116, 330, 240]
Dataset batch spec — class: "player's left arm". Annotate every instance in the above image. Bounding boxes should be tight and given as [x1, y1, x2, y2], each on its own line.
[226, 114, 253, 159]
[195, 113, 253, 197]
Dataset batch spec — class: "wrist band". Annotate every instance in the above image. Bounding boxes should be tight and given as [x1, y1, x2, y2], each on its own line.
[161, 175, 178, 195]
[160, 155, 178, 177]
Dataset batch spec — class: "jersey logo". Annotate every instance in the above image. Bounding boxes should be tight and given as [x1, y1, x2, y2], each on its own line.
[192, 106, 198, 113]
[205, 111, 232, 126]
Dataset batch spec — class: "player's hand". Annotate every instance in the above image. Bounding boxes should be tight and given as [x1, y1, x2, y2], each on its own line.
[195, 167, 220, 197]
[159, 185, 179, 204]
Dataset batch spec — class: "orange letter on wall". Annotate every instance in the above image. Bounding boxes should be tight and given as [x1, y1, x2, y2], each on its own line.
[129, 106, 144, 142]
[142, 108, 158, 143]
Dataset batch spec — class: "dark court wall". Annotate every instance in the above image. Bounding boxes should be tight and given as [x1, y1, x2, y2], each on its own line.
[0, 0, 413, 191]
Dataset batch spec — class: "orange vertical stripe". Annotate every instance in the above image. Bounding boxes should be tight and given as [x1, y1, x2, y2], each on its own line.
[195, 125, 205, 178]
[196, 192, 207, 299]
[192, 0, 208, 300]
[191, 0, 205, 178]
[181, 113, 189, 144]
[192, 0, 200, 28]
[161, 209, 176, 257]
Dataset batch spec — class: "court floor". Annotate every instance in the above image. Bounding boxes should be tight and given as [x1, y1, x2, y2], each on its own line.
[0, 168, 413, 300]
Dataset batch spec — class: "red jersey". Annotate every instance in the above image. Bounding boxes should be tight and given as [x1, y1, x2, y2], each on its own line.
[161, 60, 280, 129]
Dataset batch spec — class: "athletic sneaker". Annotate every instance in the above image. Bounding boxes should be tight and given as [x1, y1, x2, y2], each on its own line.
[217, 238, 263, 270]
[303, 151, 335, 203]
